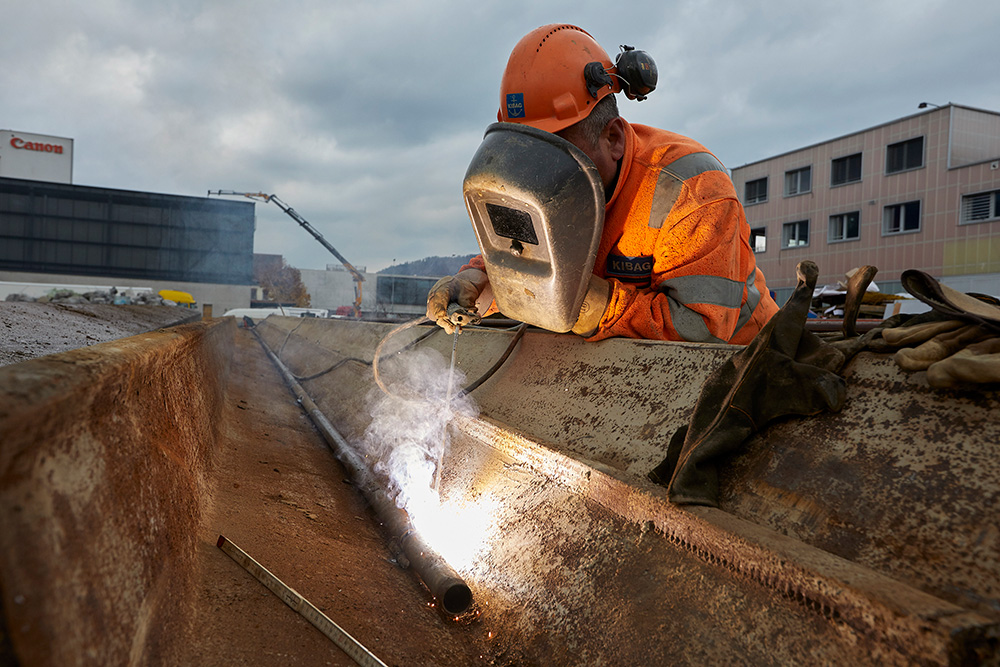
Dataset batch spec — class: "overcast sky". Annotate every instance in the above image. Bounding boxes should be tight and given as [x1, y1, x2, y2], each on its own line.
[4, 0, 998, 273]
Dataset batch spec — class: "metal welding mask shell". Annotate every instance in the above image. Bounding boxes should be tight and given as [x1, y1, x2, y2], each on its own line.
[463, 123, 605, 333]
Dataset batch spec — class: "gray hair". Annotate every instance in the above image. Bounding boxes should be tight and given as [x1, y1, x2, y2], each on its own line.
[558, 94, 620, 149]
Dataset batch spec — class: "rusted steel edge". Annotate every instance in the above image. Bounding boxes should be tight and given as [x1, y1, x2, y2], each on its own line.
[456, 413, 999, 665]
[250, 328, 473, 616]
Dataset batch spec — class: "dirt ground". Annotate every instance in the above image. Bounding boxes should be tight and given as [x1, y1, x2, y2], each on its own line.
[178, 327, 488, 666]
[0, 302, 200, 366]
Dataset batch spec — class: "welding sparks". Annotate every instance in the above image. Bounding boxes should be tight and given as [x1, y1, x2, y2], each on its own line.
[364, 346, 494, 572]
[404, 487, 500, 571]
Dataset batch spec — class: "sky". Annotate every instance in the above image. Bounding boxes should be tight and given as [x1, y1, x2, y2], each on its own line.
[3, 0, 999, 273]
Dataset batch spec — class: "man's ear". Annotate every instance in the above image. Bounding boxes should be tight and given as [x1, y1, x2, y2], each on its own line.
[604, 117, 626, 161]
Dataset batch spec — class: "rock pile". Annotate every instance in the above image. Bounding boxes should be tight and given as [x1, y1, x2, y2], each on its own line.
[5, 288, 169, 306]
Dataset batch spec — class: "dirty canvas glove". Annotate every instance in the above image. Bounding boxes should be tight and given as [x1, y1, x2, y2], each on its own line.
[648, 261, 847, 506]
[894, 324, 993, 372]
[901, 270, 1000, 334]
[881, 319, 965, 347]
[425, 268, 489, 334]
[571, 275, 611, 336]
[926, 336, 1000, 388]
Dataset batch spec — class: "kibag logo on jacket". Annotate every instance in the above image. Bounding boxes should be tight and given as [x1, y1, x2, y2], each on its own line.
[606, 254, 653, 286]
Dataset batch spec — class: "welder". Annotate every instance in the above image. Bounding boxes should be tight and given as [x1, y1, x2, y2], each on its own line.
[427, 24, 779, 343]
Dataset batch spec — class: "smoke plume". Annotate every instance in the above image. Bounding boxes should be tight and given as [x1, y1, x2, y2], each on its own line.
[363, 346, 478, 515]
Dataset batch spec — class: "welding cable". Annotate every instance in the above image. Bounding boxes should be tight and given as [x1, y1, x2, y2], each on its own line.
[277, 318, 305, 359]
[291, 326, 439, 383]
[372, 317, 434, 399]
[371, 317, 528, 401]
[455, 322, 527, 398]
[292, 357, 370, 382]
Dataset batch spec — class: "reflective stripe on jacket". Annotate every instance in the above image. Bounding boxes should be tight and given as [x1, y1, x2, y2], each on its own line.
[589, 122, 778, 344]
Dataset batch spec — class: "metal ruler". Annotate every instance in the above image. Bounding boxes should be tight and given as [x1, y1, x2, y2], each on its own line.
[217, 535, 388, 667]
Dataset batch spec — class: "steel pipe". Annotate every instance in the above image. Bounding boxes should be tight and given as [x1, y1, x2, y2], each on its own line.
[252, 328, 473, 615]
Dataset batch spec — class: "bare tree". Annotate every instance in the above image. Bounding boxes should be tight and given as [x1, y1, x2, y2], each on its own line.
[255, 257, 311, 307]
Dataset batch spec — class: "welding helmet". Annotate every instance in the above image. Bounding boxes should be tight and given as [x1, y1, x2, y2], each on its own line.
[463, 123, 605, 332]
[498, 24, 658, 134]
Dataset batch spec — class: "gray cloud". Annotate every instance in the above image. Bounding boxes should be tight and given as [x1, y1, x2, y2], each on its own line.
[3, 0, 998, 272]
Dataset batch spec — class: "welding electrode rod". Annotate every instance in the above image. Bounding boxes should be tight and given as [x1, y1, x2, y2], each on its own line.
[252, 329, 473, 615]
[434, 327, 460, 492]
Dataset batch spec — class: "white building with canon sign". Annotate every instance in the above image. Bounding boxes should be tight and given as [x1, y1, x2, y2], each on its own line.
[0, 128, 261, 314]
[0, 130, 73, 184]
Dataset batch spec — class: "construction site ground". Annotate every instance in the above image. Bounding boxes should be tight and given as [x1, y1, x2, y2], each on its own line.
[0, 302, 200, 366]
[0, 304, 485, 665]
[3, 303, 999, 666]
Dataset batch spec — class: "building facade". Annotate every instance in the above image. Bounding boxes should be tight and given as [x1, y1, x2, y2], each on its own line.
[731, 104, 1000, 304]
[0, 130, 73, 184]
[299, 265, 440, 319]
[0, 176, 256, 314]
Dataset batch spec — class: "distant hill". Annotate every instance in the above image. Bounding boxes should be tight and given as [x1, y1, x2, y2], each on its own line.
[378, 254, 477, 277]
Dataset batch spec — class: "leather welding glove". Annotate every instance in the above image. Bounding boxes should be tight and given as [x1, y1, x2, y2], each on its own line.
[425, 268, 489, 334]
[894, 323, 993, 372]
[926, 336, 1000, 388]
[649, 261, 847, 506]
[571, 275, 611, 336]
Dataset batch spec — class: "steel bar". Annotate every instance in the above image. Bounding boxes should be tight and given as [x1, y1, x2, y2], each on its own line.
[217, 535, 388, 667]
[251, 328, 473, 615]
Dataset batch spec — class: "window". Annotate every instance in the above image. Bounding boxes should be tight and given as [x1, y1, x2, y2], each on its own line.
[886, 137, 924, 174]
[829, 211, 860, 242]
[376, 276, 440, 306]
[745, 177, 768, 204]
[784, 167, 812, 196]
[781, 220, 809, 248]
[960, 190, 1000, 224]
[831, 153, 862, 186]
[883, 201, 921, 235]
[750, 227, 767, 253]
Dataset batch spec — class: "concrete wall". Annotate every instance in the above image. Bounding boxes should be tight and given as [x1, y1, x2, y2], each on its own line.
[298, 267, 435, 318]
[0, 269, 252, 316]
[0, 318, 234, 665]
[298, 266, 375, 313]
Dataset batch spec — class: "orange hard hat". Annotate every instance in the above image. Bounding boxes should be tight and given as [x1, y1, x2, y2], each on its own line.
[498, 24, 619, 134]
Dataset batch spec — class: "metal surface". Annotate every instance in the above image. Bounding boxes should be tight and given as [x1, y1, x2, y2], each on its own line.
[252, 326, 473, 616]
[217, 535, 388, 667]
[457, 414, 999, 664]
[254, 315, 1000, 664]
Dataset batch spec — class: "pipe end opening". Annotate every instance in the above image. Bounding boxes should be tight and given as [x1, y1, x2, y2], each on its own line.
[442, 583, 473, 615]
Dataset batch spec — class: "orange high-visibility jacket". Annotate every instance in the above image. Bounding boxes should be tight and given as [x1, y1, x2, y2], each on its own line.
[467, 121, 779, 344]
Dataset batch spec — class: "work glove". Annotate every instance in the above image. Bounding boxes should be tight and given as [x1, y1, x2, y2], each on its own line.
[571, 275, 611, 336]
[649, 261, 848, 506]
[425, 268, 489, 334]
[926, 336, 1000, 388]
[876, 270, 1000, 387]
[893, 323, 992, 372]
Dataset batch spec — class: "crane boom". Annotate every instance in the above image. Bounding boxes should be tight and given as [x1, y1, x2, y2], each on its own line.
[208, 190, 364, 318]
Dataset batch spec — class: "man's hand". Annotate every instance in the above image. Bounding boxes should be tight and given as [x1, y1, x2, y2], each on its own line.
[426, 268, 489, 334]
[571, 275, 611, 337]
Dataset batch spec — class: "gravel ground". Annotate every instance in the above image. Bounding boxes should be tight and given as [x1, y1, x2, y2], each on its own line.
[0, 302, 201, 366]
